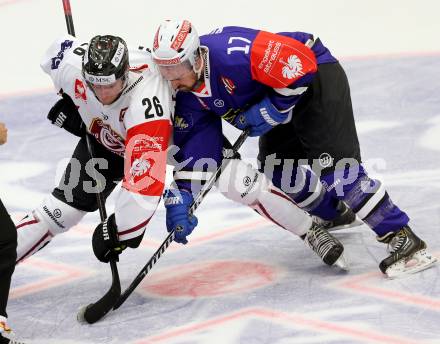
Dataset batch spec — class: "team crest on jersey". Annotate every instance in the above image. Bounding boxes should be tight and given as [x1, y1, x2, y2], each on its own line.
[89, 118, 125, 156]
[74, 79, 87, 101]
[221, 76, 236, 95]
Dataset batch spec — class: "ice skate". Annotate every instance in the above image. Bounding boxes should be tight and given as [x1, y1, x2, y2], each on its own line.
[378, 226, 437, 278]
[302, 222, 349, 270]
[313, 201, 362, 232]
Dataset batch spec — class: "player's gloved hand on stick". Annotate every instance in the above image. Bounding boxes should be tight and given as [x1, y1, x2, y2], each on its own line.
[164, 189, 198, 244]
[232, 97, 289, 137]
[47, 92, 86, 137]
[92, 214, 127, 263]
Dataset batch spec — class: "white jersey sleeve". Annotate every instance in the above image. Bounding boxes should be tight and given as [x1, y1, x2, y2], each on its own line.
[40, 34, 86, 93]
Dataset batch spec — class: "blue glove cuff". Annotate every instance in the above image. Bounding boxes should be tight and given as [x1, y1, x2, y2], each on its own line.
[231, 97, 288, 136]
[252, 97, 287, 126]
[164, 189, 193, 208]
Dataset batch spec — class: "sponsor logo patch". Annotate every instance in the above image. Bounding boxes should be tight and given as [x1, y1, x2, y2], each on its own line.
[241, 173, 259, 198]
[171, 20, 191, 51]
[214, 99, 225, 107]
[51, 40, 73, 70]
[174, 115, 190, 130]
[43, 206, 65, 228]
[221, 76, 236, 95]
[319, 152, 333, 168]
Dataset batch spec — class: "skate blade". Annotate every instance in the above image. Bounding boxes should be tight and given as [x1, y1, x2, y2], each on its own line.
[386, 249, 437, 279]
[328, 217, 363, 232]
[334, 253, 349, 271]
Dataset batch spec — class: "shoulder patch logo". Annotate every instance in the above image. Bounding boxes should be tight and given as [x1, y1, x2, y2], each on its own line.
[250, 31, 317, 88]
[51, 39, 73, 70]
[280, 55, 304, 79]
[74, 79, 87, 101]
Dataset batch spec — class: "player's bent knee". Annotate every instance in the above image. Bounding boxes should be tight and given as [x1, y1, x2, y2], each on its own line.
[34, 194, 87, 235]
[15, 195, 86, 262]
[217, 159, 267, 206]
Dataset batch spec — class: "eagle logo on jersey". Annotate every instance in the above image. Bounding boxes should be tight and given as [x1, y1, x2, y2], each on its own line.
[221, 76, 236, 95]
[280, 55, 304, 79]
[90, 118, 125, 156]
[74, 79, 87, 101]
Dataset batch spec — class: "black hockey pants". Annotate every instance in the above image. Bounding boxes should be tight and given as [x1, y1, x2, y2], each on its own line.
[0, 199, 17, 318]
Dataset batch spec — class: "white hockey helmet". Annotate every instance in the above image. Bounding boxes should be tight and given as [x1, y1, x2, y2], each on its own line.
[152, 20, 201, 80]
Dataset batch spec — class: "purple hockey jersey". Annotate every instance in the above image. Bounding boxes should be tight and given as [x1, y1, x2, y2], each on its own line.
[172, 26, 337, 191]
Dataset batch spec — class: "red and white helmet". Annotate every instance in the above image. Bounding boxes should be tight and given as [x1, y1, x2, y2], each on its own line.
[152, 20, 201, 80]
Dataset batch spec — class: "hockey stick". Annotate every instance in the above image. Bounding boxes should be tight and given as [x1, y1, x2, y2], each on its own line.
[112, 128, 250, 310]
[61, 0, 121, 324]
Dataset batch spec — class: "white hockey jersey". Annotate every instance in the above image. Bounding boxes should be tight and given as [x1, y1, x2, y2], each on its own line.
[40, 35, 174, 240]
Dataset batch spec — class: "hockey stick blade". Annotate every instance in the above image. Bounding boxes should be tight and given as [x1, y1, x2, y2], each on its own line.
[77, 260, 121, 324]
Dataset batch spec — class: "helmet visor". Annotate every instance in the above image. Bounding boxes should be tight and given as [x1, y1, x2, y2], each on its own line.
[86, 78, 127, 105]
[156, 60, 194, 81]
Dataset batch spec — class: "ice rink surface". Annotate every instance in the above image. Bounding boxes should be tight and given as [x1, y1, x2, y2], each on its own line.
[1, 1, 440, 343]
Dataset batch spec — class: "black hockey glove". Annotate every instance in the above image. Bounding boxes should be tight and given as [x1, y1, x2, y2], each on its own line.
[47, 93, 85, 137]
[92, 214, 127, 263]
